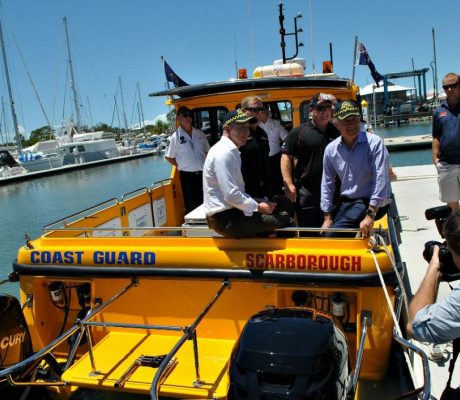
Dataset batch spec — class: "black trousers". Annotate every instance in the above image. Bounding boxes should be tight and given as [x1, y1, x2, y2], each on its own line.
[206, 200, 294, 238]
[179, 170, 203, 214]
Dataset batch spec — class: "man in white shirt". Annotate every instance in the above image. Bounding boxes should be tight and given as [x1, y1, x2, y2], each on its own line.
[203, 110, 294, 237]
[259, 106, 289, 195]
[165, 106, 210, 214]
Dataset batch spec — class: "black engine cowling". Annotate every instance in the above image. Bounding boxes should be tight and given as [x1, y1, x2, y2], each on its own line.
[228, 308, 351, 400]
[0, 294, 33, 369]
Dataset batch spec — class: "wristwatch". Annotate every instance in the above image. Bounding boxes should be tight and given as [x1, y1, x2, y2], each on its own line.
[365, 209, 376, 219]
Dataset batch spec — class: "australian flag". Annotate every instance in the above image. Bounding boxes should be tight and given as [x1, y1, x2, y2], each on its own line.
[358, 42, 384, 87]
[163, 58, 188, 88]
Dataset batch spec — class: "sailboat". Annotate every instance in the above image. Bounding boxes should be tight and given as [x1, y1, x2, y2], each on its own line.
[55, 17, 119, 165]
[0, 13, 64, 173]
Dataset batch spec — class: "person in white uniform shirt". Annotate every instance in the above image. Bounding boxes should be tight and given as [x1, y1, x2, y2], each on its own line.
[259, 105, 289, 195]
[203, 110, 294, 237]
[165, 106, 210, 214]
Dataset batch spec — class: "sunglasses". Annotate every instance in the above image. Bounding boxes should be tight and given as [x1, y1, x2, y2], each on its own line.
[244, 107, 264, 113]
[443, 82, 459, 91]
[316, 105, 332, 112]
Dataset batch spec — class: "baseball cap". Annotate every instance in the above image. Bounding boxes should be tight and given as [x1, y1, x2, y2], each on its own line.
[335, 101, 360, 120]
[222, 110, 257, 128]
[309, 93, 333, 108]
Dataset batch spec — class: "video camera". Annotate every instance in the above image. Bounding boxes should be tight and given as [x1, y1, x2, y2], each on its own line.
[423, 205, 460, 282]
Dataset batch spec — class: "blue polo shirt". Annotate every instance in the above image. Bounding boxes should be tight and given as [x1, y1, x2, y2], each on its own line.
[432, 100, 460, 164]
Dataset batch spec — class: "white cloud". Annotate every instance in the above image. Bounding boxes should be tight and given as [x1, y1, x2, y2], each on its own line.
[129, 113, 169, 130]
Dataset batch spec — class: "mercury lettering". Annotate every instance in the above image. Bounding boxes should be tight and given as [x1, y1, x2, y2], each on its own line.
[245, 253, 361, 272]
[1, 332, 26, 349]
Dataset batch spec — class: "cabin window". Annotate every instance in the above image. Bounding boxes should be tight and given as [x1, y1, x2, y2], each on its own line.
[264, 101, 293, 131]
[192, 107, 227, 145]
[300, 101, 312, 123]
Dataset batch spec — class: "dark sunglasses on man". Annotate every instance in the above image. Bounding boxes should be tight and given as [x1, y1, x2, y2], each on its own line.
[443, 82, 459, 91]
[244, 107, 264, 113]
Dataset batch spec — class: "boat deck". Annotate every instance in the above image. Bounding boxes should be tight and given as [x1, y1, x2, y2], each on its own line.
[62, 332, 232, 398]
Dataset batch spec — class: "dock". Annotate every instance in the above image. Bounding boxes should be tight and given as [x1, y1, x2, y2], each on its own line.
[384, 134, 432, 151]
[391, 164, 460, 397]
[0, 150, 158, 185]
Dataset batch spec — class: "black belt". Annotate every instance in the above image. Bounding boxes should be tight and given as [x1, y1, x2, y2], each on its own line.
[180, 170, 202, 175]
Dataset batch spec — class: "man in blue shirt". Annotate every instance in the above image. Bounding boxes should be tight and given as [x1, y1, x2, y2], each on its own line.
[432, 73, 460, 210]
[320, 100, 391, 237]
[407, 210, 460, 344]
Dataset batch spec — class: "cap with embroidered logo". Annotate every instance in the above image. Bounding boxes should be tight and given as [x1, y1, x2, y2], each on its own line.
[336, 101, 360, 120]
[222, 110, 257, 128]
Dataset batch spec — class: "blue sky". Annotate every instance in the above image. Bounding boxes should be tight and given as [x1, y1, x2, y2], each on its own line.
[0, 0, 458, 139]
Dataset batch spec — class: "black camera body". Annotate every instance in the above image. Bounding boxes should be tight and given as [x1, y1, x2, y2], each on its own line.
[423, 206, 460, 282]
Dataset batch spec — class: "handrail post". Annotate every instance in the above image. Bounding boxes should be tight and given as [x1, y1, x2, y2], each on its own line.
[150, 280, 230, 400]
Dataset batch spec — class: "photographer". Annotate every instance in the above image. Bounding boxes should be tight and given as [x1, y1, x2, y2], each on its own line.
[407, 210, 460, 344]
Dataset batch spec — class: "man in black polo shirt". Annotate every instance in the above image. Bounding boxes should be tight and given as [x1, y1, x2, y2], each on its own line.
[240, 95, 272, 198]
[281, 93, 340, 228]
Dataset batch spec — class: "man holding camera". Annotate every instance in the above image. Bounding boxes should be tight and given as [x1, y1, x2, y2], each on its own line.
[407, 209, 460, 344]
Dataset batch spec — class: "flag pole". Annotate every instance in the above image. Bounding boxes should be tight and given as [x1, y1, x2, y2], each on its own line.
[161, 55, 171, 91]
[351, 36, 358, 82]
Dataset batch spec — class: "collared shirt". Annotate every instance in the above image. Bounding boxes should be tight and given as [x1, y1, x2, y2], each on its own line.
[203, 136, 258, 217]
[164, 127, 210, 172]
[259, 117, 289, 156]
[432, 100, 460, 164]
[412, 286, 460, 344]
[321, 131, 391, 213]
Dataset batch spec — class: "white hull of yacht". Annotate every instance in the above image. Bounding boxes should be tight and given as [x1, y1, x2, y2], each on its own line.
[20, 154, 64, 172]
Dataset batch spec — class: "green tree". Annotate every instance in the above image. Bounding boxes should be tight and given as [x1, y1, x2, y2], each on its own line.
[25, 126, 54, 146]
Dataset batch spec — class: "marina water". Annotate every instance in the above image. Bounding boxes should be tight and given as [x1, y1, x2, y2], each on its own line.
[0, 122, 432, 296]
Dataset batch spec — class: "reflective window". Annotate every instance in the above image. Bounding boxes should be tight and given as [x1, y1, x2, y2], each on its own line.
[264, 101, 293, 131]
[192, 107, 227, 145]
[300, 101, 311, 123]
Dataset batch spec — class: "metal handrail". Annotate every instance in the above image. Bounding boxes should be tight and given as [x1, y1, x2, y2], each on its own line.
[0, 279, 137, 382]
[39, 225, 369, 238]
[43, 197, 119, 230]
[392, 334, 431, 400]
[150, 280, 231, 400]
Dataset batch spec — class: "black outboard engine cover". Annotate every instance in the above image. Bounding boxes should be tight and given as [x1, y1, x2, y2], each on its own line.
[228, 308, 351, 400]
[0, 294, 32, 369]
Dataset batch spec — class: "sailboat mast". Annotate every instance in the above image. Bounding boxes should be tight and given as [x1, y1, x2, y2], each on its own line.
[63, 16, 82, 134]
[118, 77, 128, 131]
[137, 82, 146, 133]
[0, 16, 22, 151]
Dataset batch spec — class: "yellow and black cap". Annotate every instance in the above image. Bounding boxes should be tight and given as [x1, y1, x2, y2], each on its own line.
[222, 110, 257, 128]
[335, 100, 360, 120]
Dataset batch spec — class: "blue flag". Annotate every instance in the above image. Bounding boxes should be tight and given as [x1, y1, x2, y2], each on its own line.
[163, 59, 188, 88]
[358, 42, 384, 87]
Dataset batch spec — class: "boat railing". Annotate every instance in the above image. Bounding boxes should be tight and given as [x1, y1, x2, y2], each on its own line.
[393, 334, 431, 400]
[42, 197, 119, 231]
[40, 224, 376, 239]
[0, 278, 231, 399]
[42, 177, 173, 232]
[0, 278, 138, 386]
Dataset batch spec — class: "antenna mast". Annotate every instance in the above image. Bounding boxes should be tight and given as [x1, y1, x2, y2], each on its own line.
[278, 2, 303, 64]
